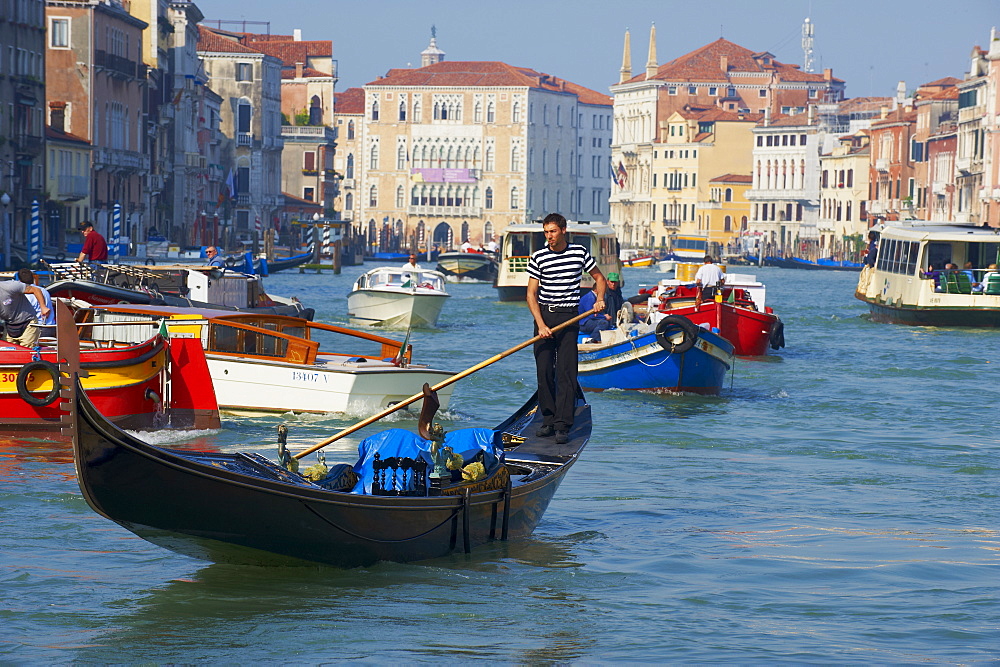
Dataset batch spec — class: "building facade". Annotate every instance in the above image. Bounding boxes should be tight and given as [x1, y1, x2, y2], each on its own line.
[357, 43, 611, 251]
[609, 27, 845, 248]
[1, 0, 47, 260]
[198, 26, 283, 247]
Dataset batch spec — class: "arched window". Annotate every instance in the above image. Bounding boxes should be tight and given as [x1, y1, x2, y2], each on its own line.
[724, 215, 732, 232]
[485, 146, 495, 171]
[345, 193, 353, 210]
[397, 145, 406, 170]
[309, 95, 322, 125]
[413, 98, 421, 122]
[369, 143, 379, 169]
[485, 187, 493, 209]
[511, 146, 521, 171]
[483, 221, 494, 242]
[510, 187, 520, 209]
[512, 101, 521, 123]
[398, 100, 406, 121]
[369, 185, 377, 207]
[347, 120, 355, 140]
[346, 153, 354, 179]
[474, 101, 482, 123]
[724, 188, 733, 202]
[486, 101, 495, 123]
[371, 99, 379, 121]
[396, 185, 404, 208]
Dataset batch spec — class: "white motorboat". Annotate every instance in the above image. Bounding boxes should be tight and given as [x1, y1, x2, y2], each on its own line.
[85, 305, 456, 415]
[347, 267, 450, 328]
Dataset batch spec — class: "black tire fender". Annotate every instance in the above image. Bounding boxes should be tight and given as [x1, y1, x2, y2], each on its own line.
[16, 360, 62, 406]
[655, 315, 699, 354]
[55, 252, 66, 262]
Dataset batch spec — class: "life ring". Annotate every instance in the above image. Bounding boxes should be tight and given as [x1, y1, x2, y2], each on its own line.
[55, 252, 66, 262]
[16, 360, 62, 407]
[655, 315, 699, 354]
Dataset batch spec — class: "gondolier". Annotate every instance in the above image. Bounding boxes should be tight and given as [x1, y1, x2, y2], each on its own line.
[527, 213, 606, 444]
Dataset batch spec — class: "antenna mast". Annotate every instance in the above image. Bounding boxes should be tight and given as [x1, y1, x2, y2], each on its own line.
[801, 17, 815, 73]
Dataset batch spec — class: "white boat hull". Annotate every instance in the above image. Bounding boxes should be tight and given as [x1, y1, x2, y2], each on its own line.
[207, 355, 455, 415]
[347, 288, 448, 328]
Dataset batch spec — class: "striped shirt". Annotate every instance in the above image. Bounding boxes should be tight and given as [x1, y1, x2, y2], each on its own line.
[527, 243, 596, 306]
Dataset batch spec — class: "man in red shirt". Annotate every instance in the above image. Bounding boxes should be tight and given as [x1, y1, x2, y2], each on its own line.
[77, 221, 108, 263]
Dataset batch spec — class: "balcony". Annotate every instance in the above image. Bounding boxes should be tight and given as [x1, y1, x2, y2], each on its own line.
[236, 193, 251, 206]
[875, 158, 889, 172]
[14, 134, 43, 157]
[341, 177, 355, 188]
[236, 132, 253, 147]
[407, 205, 483, 217]
[94, 147, 148, 172]
[57, 175, 88, 200]
[281, 125, 337, 142]
[94, 49, 144, 79]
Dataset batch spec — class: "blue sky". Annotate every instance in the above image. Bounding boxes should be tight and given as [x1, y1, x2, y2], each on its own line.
[202, 0, 996, 99]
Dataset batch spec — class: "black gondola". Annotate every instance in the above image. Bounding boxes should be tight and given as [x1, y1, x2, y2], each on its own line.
[71, 379, 590, 568]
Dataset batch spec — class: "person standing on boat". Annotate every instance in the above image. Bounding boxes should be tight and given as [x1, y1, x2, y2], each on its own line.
[18, 268, 55, 339]
[205, 246, 226, 268]
[402, 253, 421, 270]
[0, 272, 51, 348]
[527, 213, 606, 444]
[76, 221, 108, 263]
[694, 255, 725, 300]
[863, 231, 878, 268]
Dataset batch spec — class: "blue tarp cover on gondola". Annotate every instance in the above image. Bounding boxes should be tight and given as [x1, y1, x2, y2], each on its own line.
[350, 427, 501, 494]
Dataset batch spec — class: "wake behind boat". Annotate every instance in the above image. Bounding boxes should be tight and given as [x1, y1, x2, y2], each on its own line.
[70, 379, 591, 567]
[348, 266, 450, 328]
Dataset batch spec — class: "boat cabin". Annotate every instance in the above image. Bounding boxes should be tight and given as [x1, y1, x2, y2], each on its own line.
[84, 305, 410, 366]
[353, 268, 447, 293]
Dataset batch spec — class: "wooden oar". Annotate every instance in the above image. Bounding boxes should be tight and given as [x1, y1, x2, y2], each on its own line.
[294, 308, 596, 459]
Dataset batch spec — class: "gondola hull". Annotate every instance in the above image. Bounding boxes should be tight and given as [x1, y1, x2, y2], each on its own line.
[72, 382, 589, 567]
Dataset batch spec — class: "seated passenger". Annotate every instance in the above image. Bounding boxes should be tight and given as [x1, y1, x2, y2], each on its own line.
[975, 263, 997, 293]
[578, 288, 612, 338]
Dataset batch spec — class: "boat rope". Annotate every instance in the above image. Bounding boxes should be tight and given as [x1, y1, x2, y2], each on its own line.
[628, 336, 672, 368]
[301, 499, 462, 544]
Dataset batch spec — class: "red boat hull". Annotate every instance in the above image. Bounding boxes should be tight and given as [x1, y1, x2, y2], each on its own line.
[659, 300, 778, 356]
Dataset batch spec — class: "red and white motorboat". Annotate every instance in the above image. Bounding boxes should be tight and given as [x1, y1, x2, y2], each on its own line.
[636, 272, 784, 357]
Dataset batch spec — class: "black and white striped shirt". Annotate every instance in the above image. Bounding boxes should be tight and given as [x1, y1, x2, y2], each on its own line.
[527, 243, 596, 306]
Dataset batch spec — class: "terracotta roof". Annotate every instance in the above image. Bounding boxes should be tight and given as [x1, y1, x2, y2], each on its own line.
[760, 111, 809, 127]
[835, 96, 893, 114]
[198, 26, 264, 55]
[367, 61, 611, 106]
[281, 66, 329, 79]
[243, 40, 333, 66]
[922, 76, 961, 88]
[921, 87, 959, 101]
[710, 173, 752, 183]
[870, 108, 917, 128]
[335, 87, 365, 115]
[282, 191, 323, 207]
[46, 125, 89, 145]
[622, 38, 841, 85]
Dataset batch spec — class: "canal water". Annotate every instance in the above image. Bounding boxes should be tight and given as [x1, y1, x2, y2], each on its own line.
[1, 266, 997, 662]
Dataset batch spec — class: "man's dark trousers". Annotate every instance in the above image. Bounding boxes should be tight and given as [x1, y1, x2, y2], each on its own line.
[533, 308, 579, 432]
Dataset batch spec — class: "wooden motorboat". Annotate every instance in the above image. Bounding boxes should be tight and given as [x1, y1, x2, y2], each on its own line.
[2, 301, 219, 438]
[84, 304, 456, 415]
[39, 262, 312, 319]
[494, 220, 623, 301]
[855, 221, 1000, 326]
[578, 316, 734, 395]
[435, 251, 498, 283]
[71, 380, 591, 567]
[347, 267, 450, 328]
[637, 270, 784, 356]
[620, 250, 655, 268]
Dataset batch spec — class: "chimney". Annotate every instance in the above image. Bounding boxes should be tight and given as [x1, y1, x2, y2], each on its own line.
[619, 28, 632, 83]
[295, 61, 303, 78]
[293, 29, 302, 41]
[807, 104, 815, 125]
[880, 105, 888, 119]
[823, 67, 832, 81]
[720, 55, 728, 72]
[49, 101, 66, 133]
[763, 107, 771, 127]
